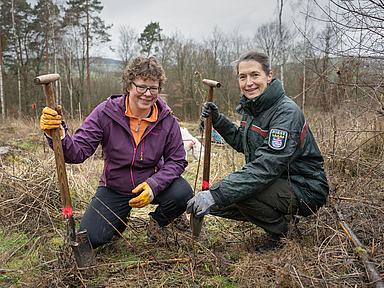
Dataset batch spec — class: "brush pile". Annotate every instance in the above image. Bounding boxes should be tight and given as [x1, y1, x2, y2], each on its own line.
[1, 105, 384, 287]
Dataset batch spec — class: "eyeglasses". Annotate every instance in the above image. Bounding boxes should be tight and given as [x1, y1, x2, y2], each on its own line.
[132, 82, 161, 95]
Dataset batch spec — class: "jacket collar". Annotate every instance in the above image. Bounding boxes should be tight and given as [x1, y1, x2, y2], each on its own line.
[236, 78, 285, 116]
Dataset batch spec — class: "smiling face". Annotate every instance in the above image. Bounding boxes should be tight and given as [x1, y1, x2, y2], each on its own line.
[238, 60, 273, 99]
[128, 78, 159, 119]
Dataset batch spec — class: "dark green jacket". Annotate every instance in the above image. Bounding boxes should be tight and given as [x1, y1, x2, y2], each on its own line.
[210, 78, 329, 216]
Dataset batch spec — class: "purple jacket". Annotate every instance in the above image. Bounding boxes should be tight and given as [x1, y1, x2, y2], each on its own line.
[48, 95, 187, 196]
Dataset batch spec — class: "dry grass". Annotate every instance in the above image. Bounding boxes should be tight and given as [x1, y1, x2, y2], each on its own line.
[1, 102, 384, 287]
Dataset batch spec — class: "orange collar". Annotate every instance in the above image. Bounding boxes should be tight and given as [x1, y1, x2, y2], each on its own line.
[125, 95, 158, 122]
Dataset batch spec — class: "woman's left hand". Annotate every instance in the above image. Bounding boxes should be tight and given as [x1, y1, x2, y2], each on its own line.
[129, 182, 154, 208]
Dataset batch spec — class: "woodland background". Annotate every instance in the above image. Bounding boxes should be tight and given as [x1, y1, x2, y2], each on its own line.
[0, 0, 382, 123]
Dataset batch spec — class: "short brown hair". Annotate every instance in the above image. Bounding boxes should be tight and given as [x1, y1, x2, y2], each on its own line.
[233, 51, 271, 76]
[121, 56, 167, 94]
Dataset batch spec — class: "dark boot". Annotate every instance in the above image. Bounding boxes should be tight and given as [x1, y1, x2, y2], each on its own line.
[146, 216, 170, 242]
[256, 232, 285, 253]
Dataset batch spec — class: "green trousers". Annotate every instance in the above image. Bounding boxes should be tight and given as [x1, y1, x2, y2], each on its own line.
[210, 179, 300, 235]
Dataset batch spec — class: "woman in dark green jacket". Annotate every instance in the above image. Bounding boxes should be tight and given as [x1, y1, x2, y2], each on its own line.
[187, 51, 329, 252]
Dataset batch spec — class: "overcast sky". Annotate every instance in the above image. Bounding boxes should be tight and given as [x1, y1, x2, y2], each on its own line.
[100, 0, 278, 51]
[29, 0, 329, 60]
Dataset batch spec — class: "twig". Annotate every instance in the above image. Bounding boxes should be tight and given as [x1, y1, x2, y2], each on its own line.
[335, 203, 384, 288]
[5, 231, 38, 263]
[26, 259, 58, 271]
[292, 266, 304, 288]
[329, 195, 380, 206]
[268, 263, 361, 284]
[327, 153, 384, 176]
[291, 271, 362, 284]
[0, 268, 24, 273]
[372, 239, 375, 258]
[83, 196, 161, 265]
[190, 261, 195, 287]
[0, 259, 58, 274]
[124, 258, 190, 270]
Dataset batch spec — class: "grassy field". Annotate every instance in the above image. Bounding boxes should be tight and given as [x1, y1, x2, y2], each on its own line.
[1, 102, 384, 287]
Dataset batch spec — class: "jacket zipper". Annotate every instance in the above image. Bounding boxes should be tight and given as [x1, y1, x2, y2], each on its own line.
[129, 108, 168, 189]
[130, 138, 137, 188]
[139, 108, 167, 143]
[245, 116, 253, 163]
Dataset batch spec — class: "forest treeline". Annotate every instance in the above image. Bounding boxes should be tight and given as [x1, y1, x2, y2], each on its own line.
[0, 0, 383, 122]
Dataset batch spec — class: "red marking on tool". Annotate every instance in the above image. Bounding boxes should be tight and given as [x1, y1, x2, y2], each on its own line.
[63, 207, 73, 217]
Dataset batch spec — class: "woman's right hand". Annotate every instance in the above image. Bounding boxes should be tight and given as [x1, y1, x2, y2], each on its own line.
[40, 106, 64, 138]
[201, 102, 220, 125]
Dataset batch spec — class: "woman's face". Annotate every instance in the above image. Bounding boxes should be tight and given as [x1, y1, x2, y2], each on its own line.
[127, 78, 160, 118]
[238, 60, 273, 99]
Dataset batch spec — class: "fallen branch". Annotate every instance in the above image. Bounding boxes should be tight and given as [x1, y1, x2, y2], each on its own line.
[329, 196, 380, 206]
[124, 258, 190, 270]
[335, 203, 384, 288]
[0, 268, 24, 273]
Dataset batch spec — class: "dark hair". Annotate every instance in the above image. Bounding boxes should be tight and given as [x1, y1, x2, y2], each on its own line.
[233, 51, 271, 76]
[121, 56, 167, 94]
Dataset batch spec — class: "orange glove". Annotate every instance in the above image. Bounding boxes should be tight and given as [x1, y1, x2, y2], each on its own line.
[129, 182, 154, 208]
[40, 106, 64, 139]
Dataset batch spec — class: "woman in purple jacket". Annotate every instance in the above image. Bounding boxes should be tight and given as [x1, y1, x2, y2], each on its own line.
[40, 56, 193, 248]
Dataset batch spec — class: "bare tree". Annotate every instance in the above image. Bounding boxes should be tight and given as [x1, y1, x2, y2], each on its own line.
[157, 33, 177, 70]
[254, 21, 280, 67]
[254, 20, 293, 73]
[315, 0, 384, 113]
[292, 0, 318, 113]
[315, 0, 384, 58]
[117, 24, 139, 68]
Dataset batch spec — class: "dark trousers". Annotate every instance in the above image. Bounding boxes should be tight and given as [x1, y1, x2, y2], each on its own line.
[210, 179, 300, 235]
[79, 176, 193, 248]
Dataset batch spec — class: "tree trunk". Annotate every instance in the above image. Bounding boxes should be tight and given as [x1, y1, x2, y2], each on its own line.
[49, 3, 59, 105]
[46, 5, 50, 74]
[12, 0, 22, 118]
[302, 1, 310, 114]
[86, 0, 91, 113]
[278, 0, 284, 88]
[20, 34, 30, 115]
[69, 21, 73, 118]
[0, 27, 4, 121]
[46, 32, 49, 74]
[302, 60, 306, 113]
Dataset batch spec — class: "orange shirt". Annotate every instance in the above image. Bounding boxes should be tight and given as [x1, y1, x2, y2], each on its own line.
[125, 96, 158, 145]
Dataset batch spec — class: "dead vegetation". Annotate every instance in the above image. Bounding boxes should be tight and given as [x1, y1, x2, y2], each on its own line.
[0, 101, 384, 287]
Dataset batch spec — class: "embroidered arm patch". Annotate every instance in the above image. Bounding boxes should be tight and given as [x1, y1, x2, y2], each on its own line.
[268, 129, 288, 150]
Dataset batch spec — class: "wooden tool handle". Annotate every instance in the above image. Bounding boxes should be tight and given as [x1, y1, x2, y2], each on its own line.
[192, 79, 221, 238]
[202, 86, 214, 189]
[202, 79, 221, 88]
[34, 74, 60, 85]
[35, 75, 72, 211]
